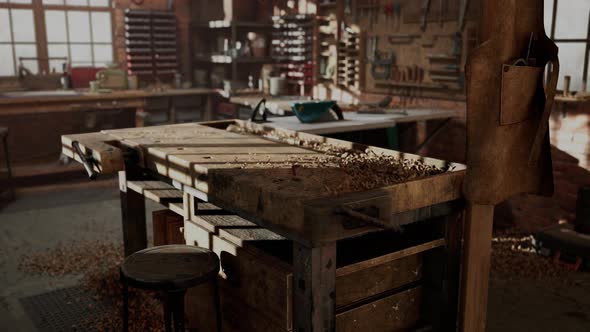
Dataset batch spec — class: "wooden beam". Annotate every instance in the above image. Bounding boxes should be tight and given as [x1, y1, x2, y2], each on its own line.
[459, 204, 494, 332]
[293, 242, 337, 332]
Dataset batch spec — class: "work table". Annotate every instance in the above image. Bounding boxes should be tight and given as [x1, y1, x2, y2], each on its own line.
[0, 88, 219, 115]
[61, 120, 466, 331]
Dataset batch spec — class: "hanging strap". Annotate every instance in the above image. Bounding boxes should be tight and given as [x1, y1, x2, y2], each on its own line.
[528, 56, 559, 166]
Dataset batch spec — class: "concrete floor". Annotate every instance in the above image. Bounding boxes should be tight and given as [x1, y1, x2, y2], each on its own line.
[1, 182, 590, 331]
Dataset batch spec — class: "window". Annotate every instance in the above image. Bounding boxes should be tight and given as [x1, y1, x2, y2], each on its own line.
[0, 0, 113, 77]
[0, 1, 38, 76]
[545, 0, 590, 92]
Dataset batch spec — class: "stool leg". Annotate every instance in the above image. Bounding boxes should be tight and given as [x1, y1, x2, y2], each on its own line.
[212, 278, 222, 332]
[170, 290, 186, 332]
[122, 281, 129, 332]
[164, 292, 173, 332]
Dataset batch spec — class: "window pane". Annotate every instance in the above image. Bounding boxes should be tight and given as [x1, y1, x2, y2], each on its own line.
[0, 44, 15, 76]
[93, 44, 111, 63]
[14, 44, 38, 74]
[10, 0, 33, 4]
[70, 43, 92, 62]
[555, 0, 590, 39]
[555, 43, 587, 92]
[66, 0, 88, 5]
[45, 10, 68, 42]
[543, 0, 553, 33]
[49, 59, 67, 73]
[0, 9, 11, 42]
[43, 0, 65, 5]
[48, 43, 68, 57]
[89, 0, 109, 7]
[91, 11, 112, 43]
[11, 9, 35, 42]
[67, 11, 91, 42]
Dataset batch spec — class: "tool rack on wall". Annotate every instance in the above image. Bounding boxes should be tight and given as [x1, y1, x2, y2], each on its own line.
[125, 9, 178, 84]
[352, 0, 480, 100]
[271, 14, 316, 95]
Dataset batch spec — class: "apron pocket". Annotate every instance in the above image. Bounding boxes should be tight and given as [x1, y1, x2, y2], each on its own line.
[500, 64, 544, 125]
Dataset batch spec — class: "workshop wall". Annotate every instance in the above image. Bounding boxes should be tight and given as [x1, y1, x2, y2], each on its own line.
[356, 0, 481, 100]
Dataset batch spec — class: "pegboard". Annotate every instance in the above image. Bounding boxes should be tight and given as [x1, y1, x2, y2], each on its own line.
[349, 0, 481, 100]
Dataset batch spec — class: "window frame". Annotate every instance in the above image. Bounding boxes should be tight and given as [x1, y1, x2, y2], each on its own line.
[547, 0, 590, 91]
[0, 0, 115, 77]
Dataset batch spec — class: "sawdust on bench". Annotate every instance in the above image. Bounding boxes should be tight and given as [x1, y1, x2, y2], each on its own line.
[226, 123, 447, 194]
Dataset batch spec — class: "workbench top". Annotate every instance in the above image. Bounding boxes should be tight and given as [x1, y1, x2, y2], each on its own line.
[61, 120, 464, 245]
[0, 88, 218, 106]
[264, 109, 461, 134]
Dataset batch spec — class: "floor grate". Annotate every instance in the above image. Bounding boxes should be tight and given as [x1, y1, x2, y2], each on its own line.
[20, 286, 112, 332]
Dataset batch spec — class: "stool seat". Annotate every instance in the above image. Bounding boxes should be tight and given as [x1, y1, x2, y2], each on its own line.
[121, 245, 219, 291]
[0, 127, 7, 137]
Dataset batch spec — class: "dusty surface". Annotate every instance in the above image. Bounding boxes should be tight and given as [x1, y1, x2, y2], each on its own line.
[0, 183, 589, 331]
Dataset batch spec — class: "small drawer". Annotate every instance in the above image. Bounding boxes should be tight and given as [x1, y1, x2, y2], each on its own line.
[500, 64, 544, 125]
[336, 286, 422, 332]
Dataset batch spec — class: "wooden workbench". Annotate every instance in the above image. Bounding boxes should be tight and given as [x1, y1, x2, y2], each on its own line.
[0, 88, 219, 165]
[263, 109, 461, 135]
[61, 120, 465, 331]
[0, 88, 218, 116]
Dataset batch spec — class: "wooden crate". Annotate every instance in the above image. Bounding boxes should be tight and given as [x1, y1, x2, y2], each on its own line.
[184, 210, 442, 331]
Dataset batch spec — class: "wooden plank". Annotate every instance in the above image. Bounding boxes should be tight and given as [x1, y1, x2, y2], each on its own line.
[293, 242, 337, 332]
[127, 180, 175, 193]
[63, 121, 465, 244]
[61, 132, 125, 174]
[144, 189, 184, 204]
[192, 215, 257, 234]
[218, 227, 286, 246]
[335, 239, 443, 307]
[335, 286, 422, 332]
[459, 204, 494, 332]
[169, 201, 185, 217]
[119, 169, 147, 257]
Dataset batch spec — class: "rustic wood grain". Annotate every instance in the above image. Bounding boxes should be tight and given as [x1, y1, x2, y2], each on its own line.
[62, 121, 464, 244]
[459, 204, 494, 332]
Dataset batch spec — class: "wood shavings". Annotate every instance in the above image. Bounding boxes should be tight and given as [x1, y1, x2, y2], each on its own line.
[491, 235, 573, 282]
[227, 123, 446, 194]
[19, 241, 165, 331]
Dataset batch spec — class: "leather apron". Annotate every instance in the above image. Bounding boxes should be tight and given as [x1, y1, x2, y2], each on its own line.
[463, 0, 559, 205]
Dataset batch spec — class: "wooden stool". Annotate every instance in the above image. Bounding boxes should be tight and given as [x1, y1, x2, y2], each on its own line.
[120, 245, 221, 332]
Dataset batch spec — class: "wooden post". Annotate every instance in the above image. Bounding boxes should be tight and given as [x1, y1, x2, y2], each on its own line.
[293, 242, 337, 332]
[119, 168, 147, 257]
[443, 209, 464, 331]
[459, 204, 494, 332]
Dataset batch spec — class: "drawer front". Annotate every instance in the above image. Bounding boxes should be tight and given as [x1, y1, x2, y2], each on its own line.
[336, 286, 422, 332]
[336, 252, 423, 307]
[220, 282, 290, 332]
[220, 245, 293, 330]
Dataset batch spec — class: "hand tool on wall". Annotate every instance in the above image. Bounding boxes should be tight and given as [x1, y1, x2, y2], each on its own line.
[371, 51, 396, 80]
[421, 0, 431, 31]
[387, 34, 420, 44]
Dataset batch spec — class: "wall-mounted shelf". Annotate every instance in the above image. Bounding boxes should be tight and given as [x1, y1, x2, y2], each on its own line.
[125, 9, 178, 83]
